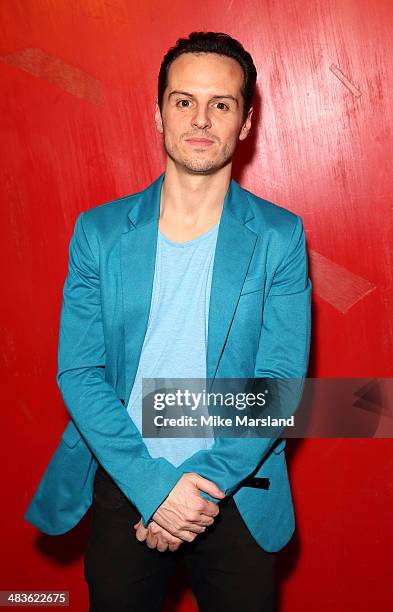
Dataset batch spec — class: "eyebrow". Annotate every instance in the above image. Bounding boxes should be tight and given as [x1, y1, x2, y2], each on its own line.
[168, 90, 238, 106]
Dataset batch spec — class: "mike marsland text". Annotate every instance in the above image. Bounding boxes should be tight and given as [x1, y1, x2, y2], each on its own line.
[153, 415, 295, 428]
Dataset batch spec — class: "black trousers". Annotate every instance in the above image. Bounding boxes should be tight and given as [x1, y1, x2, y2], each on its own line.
[84, 464, 277, 612]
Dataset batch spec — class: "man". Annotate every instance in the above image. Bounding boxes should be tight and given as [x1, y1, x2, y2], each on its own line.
[25, 32, 312, 611]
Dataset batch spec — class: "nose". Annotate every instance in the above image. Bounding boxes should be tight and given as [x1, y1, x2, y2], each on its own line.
[191, 104, 212, 130]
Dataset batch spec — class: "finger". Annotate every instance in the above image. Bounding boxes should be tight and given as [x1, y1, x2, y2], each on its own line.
[135, 525, 148, 542]
[151, 524, 183, 548]
[156, 538, 169, 553]
[181, 522, 206, 534]
[190, 516, 215, 529]
[199, 499, 221, 518]
[186, 511, 215, 527]
[194, 475, 225, 499]
[155, 528, 181, 544]
[160, 531, 184, 546]
[146, 532, 158, 549]
[175, 529, 198, 543]
[198, 514, 215, 527]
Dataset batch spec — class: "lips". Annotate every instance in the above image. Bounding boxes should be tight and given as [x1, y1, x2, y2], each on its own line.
[185, 138, 214, 147]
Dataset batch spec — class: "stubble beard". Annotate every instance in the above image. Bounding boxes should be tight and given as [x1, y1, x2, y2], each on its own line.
[163, 131, 238, 175]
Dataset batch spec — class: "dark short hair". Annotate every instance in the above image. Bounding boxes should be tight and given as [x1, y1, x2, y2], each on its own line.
[158, 31, 257, 122]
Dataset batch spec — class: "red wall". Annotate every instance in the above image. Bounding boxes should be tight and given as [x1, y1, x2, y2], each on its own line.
[1, 1, 392, 610]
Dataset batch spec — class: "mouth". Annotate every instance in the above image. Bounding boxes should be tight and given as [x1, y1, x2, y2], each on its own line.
[185, 138, 215, 148]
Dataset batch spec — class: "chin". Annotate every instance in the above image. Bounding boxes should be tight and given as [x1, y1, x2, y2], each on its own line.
[182, 160, 221, 174]
[186, 153, 233, 173]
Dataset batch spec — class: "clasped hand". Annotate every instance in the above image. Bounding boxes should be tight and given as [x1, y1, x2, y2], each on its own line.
[133, 473, 225, 552]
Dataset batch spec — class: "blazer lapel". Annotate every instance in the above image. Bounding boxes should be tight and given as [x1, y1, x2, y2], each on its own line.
[120, 172, 257, 402]
[121, 174, 163, 401]
[206, 179, 257, 380]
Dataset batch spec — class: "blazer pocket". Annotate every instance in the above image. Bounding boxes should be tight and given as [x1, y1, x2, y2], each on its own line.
[61, 420, 82, 449]
[240, 275, 265, 296]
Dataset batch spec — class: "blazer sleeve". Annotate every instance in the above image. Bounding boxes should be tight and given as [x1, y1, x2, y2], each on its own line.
[56, 212, 182, 526]
[176, 215, 312, 500]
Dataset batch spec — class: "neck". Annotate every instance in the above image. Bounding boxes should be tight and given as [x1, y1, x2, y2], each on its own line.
[159, 159, 232, 226]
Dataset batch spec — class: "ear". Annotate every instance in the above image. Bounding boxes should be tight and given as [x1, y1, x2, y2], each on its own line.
[155, 100, 163, 134]
[239, 106, 253, 141]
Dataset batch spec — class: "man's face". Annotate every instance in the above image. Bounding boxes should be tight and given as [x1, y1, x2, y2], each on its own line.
[155, 52, 253, 174]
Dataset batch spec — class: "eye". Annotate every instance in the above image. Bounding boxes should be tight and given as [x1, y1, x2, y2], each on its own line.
[176, 99, 191, 108]
[215, 102, 230, 111]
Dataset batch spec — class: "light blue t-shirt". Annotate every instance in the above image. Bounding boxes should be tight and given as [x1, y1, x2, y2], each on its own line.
[126, 223, 219, 466]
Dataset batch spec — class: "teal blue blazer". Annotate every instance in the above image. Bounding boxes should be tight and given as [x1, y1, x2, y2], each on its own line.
[24, 172, 312, 553]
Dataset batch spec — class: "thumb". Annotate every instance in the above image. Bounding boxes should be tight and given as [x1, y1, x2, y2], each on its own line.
[193, 475, 225, 499]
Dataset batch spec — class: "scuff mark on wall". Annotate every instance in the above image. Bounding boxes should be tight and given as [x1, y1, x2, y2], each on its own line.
[329, 63, 361, 98]
[1, 47, 104, 106]
[309, 249, 376, 313]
